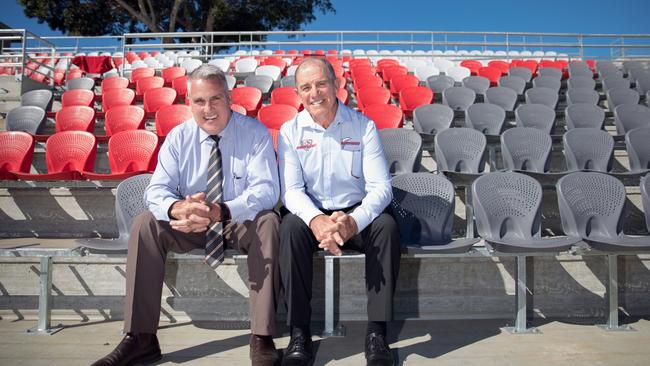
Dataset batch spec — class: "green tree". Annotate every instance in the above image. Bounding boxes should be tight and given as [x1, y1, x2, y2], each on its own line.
[18, 0, 335, 44]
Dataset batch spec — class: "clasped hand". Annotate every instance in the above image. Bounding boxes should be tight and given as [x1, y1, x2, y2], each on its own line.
[309, 211, 358, 256]
[169, 192, 222, 233]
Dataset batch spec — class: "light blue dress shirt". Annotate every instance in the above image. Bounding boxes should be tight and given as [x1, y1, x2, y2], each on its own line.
[278, 102, 392, 233]
[145, 112, 280, 223]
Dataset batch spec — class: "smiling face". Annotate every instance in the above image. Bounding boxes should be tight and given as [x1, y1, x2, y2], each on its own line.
[188, 78, 232, 136]
[295, 59, 340, 128]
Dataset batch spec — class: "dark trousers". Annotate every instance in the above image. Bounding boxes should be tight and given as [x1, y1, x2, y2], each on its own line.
[279, 211, 400, 326]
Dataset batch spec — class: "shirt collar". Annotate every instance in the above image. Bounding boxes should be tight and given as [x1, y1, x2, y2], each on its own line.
[297, 101, 349, 131]
[197, 113, 235, 143]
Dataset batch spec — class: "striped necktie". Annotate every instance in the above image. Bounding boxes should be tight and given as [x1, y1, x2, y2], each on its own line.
[205, 135, 225, 268]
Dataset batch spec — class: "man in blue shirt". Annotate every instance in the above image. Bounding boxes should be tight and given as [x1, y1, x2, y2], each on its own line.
[92, 65, 281, 366]
[278, 57, 400, 366]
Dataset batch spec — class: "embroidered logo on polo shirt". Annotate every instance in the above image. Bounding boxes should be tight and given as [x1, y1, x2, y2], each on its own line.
[341, 137, 361, 146]
[296, 138, 317, 151]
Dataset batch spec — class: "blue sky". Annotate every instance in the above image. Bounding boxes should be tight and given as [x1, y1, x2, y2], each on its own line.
[3, 0, 649, 36]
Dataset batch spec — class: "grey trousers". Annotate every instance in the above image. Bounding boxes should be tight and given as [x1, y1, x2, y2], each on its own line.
[123, 210, 280, 336]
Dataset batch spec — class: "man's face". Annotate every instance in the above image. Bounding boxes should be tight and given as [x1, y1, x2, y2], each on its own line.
[295, 61, 340, 126]
[188, 78, 232, 135]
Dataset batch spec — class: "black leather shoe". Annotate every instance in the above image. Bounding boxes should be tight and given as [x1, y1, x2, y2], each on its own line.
[91, 333, 162, 366]
[281, 333, 313, 366]
[250, 334, 281, 366]
[365, 332, 394, 366]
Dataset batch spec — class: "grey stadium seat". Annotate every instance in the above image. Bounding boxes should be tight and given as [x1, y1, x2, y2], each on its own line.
[501, 127, 551, 173]
[462, 76, 490, 95]
[465, 103, 506, 135]
[485, 86, 518, 111]
[225, 75, 236, 90]
[599, 68, 624, 80]
[628, 68, 650, 83]
[562, 128, 613, 172]
[607, 87, 640, 111]
[602, 77, 631, 92]
[498, 75, 526, 95]
[412, 104, 454, 135]
[6, 106, 47, 135]
[390, 173, 479, 253]
[567, 76, 596, 90]
[75, 173, 152, 251]
[427, 75, 456, 94]
[623, 60, 645, 74]
[515, 103, 556, 134]
[635, 75, 650, 95]
[280, 75, 296, 87]
[566, 88, 600, 105]
[532, 75, 561, 92]
[442, 86, 476, 111]
[565, 103, 606, 130]
[641, 175, 650, 231]
[21, 89, 53, 111]
[473, 171, 580, 253]
[557, 171, 650, 252]
[244, 74, 274, 95]
[379, 128, 423, 175]
[525, 87, 558, 109]
[537, 67, 563, 80]
[567, 63, 593, 78]
[508, 66, 533, 83]
[67, 77, 95, 90]
[434, 127, 487, 175]
[625, 126, 650, 172]
[614, 103, 650, 135]
[595, 61, 617, 74]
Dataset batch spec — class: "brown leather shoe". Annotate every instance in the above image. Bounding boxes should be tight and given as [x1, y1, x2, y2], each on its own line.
[91, 333, 162, 366]
[250, 334, 281, 366]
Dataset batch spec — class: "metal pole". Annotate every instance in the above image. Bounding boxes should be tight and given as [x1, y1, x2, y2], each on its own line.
[27, 257, 62, 335]
[598, 254, 633, 331]
[506, 256, 538, 333]
[321, 256, 345, 337]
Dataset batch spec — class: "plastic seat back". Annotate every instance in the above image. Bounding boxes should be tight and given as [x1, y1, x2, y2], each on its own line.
[244, 74, 274, 94]
[390, 173, 455, 244]
[398, 86, 433, 116]
[641, 175, 650, 231]
[415, 65, 440, 82]
[136, 76, 165, 96]
[563, 128, 613, 172]
[497, 75, 526, 95]
[161, 66, 186, 85]
[181, 59, 203, 74]
[280, 75, 296, 87]
[258, 104, 298, 130]
[462, 75, 490, 95]
[442, 86, 475, 111]
[625, 126, 650, 172]
[607, 87, 640, 111]
[525, 87, 558, 109]
[107, 130, 160, 173]
[379, 128, 422, 175]
[434, 127, 486, 173]
[255, 65, 282, 82]
[508, 67, 533, 82]
[364, 104, 404, 129]
[235, 58, 258, 73]
[208, 59, 231, 73]
[155, 104, 192, 136]
[602, 77, 631, 92]
[532, 75, 561, 92]
[129, 67, 155, 84]
[485, 86, 518, 111]
[472, 171, 543, 241]
[143, 87, 177, 113]
[55, 106, 96, 133]
[466, 103, 506, 135]
[67, 77, 95, 90]
[6, 106, 46, 135]
[565, 103, 605, 130]
[115, 173, 153, 244]
[105, 105, 146, 136]
[45, 131, 97, 174]
[102, 88, 135, 111]
[567, 77, 595, 90]
[537, 67, 563, 80]
[501, 127, 551, 173]
[0, 131, 35, 179]
[557, 172, 626, 239]
[446, 66, 471, 83]
[426, 75, 455, 94]
[357, 86, 391, 111]
[390, 74, 420, 96]
[477, 66, 501, 85]
[21, 89, 53, 111]
[61, 89, 95, 108]
[515, 103, 556, 134]
[614, 104, 650, 135]
[101, 76, 129, 91]
[231, 86, 263, 116]
[566, 88, 599, 105]
[413, 104, 454, 135]
[271, 86, 301, 110]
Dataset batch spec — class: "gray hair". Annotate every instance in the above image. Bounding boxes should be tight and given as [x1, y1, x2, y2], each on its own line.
[294, 57, 337, 85]
[186, 64, 229, 96]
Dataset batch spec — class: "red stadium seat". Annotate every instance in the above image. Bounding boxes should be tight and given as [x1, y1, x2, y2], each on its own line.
[136, 76, 165, 96]
[143, 87, 177, 114]
[101, 76, 129, 91]
[155, 104, 192, 137]
[0, 131, 35, 180]
[129, 67, 155, 84]
[258, 104, 298, 129]
[171, 75, 188, 101]
[399, 86, 433, 118]
[389, 74, 419, 97]
[356, 86, 391, 112]
[353, 75, 383, 94]
[161, 66, 186, 87]
[230, 104, 247, 115]
[363, 104, 404, 129]
[102, 88, 135, 111]
[488, 60, 510, 76]
[67, 69, 84, 80]
[231, 86, 263, 117]
[337, 76, 346, 90]
[271, 87, 302, 110]
[55, 106, 96, 133]
[512, 60, 538, 75]
[262, 57, 287, 74]
[104, 105, 146, 137]
[381, 65, 408, 85]
[460, 60, 483, 75]
[83, 130, 160, 180]
[478, 66, 502, 86]
[376, 59, 400, 72]
[61, 89, 95, 108]
[337, 88, 349, 105]
[13, 131, 96, 181]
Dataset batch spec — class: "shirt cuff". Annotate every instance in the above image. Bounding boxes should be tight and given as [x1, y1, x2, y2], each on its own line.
[158, 197, 180, 221]
[298, 207, 325, 228]
[349, 207, 372, 234]
[224, 197, 249, 223]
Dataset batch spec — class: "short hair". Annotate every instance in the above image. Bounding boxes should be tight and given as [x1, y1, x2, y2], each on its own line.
[294, 57, 336, 85]
[186, 64, 228, 96]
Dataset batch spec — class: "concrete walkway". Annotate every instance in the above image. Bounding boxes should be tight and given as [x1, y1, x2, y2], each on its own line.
[1, 318, 649, 365]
